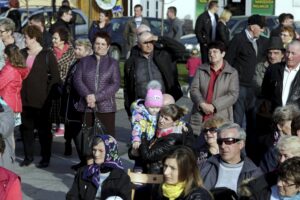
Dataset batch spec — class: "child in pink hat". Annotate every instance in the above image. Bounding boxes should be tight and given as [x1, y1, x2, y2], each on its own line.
[130, 80, 163, 151]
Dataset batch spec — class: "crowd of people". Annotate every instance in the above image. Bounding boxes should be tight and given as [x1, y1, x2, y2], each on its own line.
[1, 0, 300, 199]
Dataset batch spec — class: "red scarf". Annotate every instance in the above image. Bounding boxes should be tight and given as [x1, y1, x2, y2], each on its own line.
[53, 43, 69, 60]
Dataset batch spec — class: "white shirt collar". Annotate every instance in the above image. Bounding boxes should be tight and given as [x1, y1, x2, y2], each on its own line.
[245, 29, 257, 42]
[208, 10, 215, 18]
[284, 63, 300, 72]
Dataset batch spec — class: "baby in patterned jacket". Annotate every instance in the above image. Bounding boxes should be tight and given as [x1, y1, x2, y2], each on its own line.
[130, 80, 163, 150]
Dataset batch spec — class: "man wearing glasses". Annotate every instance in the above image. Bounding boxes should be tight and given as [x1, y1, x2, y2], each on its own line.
[200, 122, 262, 194]
[124, 31, 184, 117]
[49, 5, 74, 40]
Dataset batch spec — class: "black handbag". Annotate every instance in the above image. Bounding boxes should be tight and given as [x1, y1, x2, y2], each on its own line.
[78, 110, 106, 157]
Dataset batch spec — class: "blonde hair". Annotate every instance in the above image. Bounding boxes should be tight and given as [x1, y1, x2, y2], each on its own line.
[273, 104, 299, 126]
[202, 116, 225, 129]
[75, 39, 93, 55]
[276, 136, 300, 157]
[219, 9, 232, 22]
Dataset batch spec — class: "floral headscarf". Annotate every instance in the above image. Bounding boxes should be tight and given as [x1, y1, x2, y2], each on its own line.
[82, 134, 123, 187]
[97, 134, 123, 169]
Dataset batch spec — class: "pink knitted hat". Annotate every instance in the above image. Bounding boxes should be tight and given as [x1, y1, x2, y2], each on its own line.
[144, 80, 163, 108]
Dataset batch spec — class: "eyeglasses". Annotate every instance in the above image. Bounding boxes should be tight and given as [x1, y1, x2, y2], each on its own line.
[279, 179, 296, 187]
[217, 137, 241, 145]
[203, 127, 218, 134]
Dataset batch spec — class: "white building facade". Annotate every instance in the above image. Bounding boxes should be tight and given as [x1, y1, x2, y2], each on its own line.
[127, 0, 300, 26]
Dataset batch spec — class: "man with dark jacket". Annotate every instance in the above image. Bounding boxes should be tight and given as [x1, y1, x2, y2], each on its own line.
[261, 40, 300, 112]
[195, 0, 219, 63]
[200, 123, 262, 194]
[49, 5, 74, 40]
[166, 6, 183, 41]
[225, 14, 266, 159]
[270, 13, 294, 37]
[124, 31, 184, 117]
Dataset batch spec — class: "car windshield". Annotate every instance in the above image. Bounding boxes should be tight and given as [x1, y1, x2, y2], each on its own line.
[227, 18, 240, 29]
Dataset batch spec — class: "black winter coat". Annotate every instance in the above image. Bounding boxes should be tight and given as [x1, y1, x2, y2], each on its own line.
[239, 171, 278, 200]
[21, 48, 60, 109]
[261, 62, 300, 112]
[216, 21, 230, 47]
[66, 167, 132, 200]
[124, 36, 184, 116]
[138, 125, 195, 174]
[225, 31, 266, 87]
[195, 11, 218, 45]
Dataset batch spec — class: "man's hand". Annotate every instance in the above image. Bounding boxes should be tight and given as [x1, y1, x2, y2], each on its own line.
[199, 102, 215, 114]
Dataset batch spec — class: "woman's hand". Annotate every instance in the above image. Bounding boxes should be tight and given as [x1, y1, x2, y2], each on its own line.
[86, 94, 96, 108]
[132, 141, 141, 149]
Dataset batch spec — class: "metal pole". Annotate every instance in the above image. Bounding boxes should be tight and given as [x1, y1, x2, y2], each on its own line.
[130, 0, 133, 16]
[88, 0, 92, 26]
[161, 0, 164, 36]
[26, 0, 29, 17]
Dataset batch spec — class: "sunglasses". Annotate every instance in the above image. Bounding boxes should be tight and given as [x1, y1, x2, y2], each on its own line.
[217, 137, 241, 145]
[203, 127, 218, 133]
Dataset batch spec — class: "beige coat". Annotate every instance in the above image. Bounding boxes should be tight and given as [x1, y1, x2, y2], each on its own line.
[189, 60, 239, 135]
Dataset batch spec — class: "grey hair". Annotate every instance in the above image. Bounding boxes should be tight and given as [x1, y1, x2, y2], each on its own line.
[273, 104, 299, 126]
[217, 122, 247, 141]
[288, 40, 300, 49]
[276, 136, 300, 157]
[136, 24, 151, 35]
[0, 18, 15, 33]
[75, 38, 93, 54]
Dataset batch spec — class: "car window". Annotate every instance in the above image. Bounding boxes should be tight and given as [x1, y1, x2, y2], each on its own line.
[74, 12, 85, 25]
[232, 20, 247, 36]
[227, 19, 239, 30]
[266, 18, 277, 28]
[148, 19, 169, 36]
[112, 20, 122, 32]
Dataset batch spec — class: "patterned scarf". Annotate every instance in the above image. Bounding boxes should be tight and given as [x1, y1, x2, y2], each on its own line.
[53, 44, 76, 82]
[156, 120, 186, 138]
[82, 134, 123, 187]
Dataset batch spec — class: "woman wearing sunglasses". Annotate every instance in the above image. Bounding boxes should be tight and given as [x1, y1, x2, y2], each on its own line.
[195, 116, 225, 168]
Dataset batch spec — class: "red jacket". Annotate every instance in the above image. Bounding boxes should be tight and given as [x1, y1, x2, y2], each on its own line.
[0, 61, 30, 112]
[0, 167, 22, 200]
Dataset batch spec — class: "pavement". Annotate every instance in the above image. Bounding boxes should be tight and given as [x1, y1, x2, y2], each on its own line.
[13, 88, 192, 200]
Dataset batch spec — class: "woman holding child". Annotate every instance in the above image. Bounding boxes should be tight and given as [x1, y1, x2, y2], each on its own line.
[136, 104, 195, 174]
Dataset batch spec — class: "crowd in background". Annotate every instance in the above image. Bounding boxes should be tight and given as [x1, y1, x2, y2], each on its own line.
[1, 0, 300, 199]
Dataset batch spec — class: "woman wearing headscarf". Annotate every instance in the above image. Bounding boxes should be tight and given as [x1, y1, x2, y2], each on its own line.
[66, 135, 132, 200]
